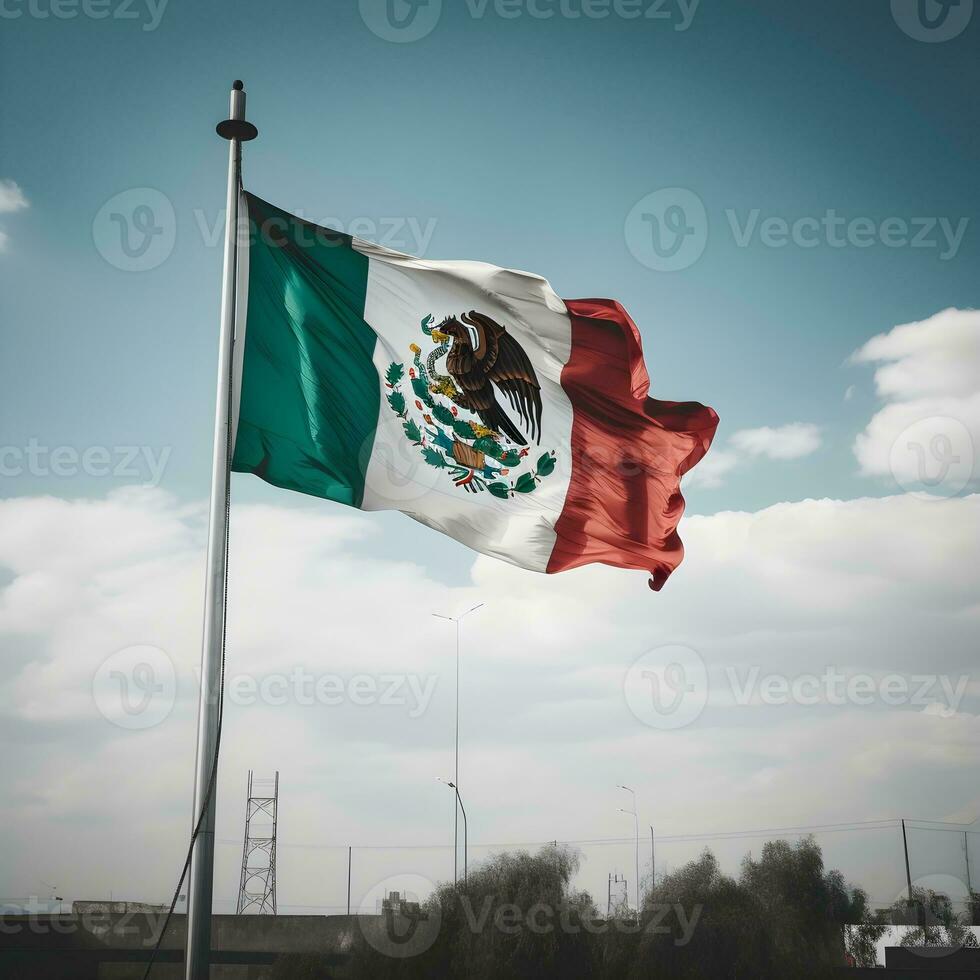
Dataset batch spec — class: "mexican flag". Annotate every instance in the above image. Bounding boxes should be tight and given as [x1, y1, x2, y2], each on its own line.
[231, 193, 718, 590]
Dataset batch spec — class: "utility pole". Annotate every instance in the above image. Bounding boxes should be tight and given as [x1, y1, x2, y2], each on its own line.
[902, 818, 913, 903]
[347, 846, 352, 915]
[902, 818, 927, 939]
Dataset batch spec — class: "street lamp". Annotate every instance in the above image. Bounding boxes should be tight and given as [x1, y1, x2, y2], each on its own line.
[433, 603, 483, 885]
[618, 784, 640, 912]
[437, 778, 468, 885]
[649, 826, 655, 891]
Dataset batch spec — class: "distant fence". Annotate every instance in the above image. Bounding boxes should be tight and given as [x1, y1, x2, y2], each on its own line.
[194, 818, 977, 919]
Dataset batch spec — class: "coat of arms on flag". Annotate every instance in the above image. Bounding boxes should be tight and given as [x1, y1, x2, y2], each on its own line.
[384, 313, 558, 497]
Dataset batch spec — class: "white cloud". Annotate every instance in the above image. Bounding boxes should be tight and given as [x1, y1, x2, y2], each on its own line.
[682, 448, 736, 489]
[852, 308, 980, 400]
[730, 423, 822, 460]
[851, 309, 980, 491]
[0, 488, 977, 912]
[0, 178, 29, 251]
[0, 179, 28, 214]
[686, 423, 821, 488]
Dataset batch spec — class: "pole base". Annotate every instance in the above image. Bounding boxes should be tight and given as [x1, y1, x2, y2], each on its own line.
[216, 119, 258, 141]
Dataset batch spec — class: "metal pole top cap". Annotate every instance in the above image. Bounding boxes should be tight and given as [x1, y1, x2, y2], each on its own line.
[217, 118, 258, 141]
[217, 81, 258, 141]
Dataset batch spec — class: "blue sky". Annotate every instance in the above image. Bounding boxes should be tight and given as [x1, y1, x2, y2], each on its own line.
[2, 0, 977, 522]
[0, 0, 978, 932]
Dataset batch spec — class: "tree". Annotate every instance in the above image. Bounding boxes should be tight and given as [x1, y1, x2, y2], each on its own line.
[627, 838, 870, 978]
[841, 884, 887, 968]
[348, 845, 599, 980]
[348, 838, 877, 980]
[889, 886, 979, 950]
[626, 849, 770, 979]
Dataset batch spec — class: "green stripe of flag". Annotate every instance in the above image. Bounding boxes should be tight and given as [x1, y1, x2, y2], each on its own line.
[232, 193, 379, 508]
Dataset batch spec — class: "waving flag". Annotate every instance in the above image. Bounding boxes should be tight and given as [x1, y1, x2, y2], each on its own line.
[231, 193, 718, 589]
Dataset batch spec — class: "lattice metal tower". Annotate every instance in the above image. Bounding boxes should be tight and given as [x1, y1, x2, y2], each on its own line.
[236, 770, 279, 915]
[607, 872, 628, 917]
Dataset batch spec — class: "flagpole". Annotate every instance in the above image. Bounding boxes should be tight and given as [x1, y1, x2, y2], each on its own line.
[184, 80, 257, 980]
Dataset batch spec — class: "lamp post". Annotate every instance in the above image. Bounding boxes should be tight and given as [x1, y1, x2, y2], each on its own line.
[649, 826, 655, 891]
[438, 778, 468, 885]
[433, 603, 483, 884]
[618, 784, 640, 912]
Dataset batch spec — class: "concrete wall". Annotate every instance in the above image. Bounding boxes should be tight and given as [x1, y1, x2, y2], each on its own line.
[0, 912, 362, 980]
[885, 945, 980, 971]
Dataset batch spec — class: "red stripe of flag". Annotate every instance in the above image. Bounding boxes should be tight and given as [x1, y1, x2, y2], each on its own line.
[548, 298, 719, 590]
